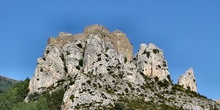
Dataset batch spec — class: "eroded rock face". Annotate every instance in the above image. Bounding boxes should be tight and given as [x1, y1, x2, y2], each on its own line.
[62, 34, 145, 109]
[48, 24, 133, 61]
[135, 43, 170, 80]
[25, 25, 220, 110]
[177, 68, 197, 92]
[216, 100, 220, 104]
[25, 40, 86, 102]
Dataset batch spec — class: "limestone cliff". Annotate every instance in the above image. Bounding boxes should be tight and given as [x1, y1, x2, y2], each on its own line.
[25, 25, 220, 110]
[177, 68, 197, 92]
[135, 43, 169, 80]
[47, 24, 133, 61]
[216, 100, 220, 104]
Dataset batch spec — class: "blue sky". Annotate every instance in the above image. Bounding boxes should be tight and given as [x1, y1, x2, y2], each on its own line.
[0, 0, 219, 100]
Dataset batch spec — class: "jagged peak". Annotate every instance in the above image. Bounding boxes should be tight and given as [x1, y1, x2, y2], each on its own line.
[186, 68, 194, 75]
[138, 43, 162, 54]
[136, 43, 169, 80]
[112, 29, 123, 33]
[139, 43, 159, 48]
[178, 68, 197, 92]
[148, 43, 158, 48]
[84, 24, 110, 34]
[58, 32, 73, 37]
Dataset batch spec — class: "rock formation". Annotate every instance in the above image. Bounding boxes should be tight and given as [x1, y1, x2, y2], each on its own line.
[177, 68, 197, 92]
[135, 43, 169, 80]
[25, 25, 220, 110]
[47, 24, 133, 61]
[216, 100, 220, 104]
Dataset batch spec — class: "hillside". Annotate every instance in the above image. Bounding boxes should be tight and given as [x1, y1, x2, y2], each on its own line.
[0, 75, 19, 93]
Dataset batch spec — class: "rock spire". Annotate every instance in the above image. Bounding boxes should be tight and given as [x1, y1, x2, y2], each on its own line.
[177, 68, 197, 92]
[135, 43, 170, 80]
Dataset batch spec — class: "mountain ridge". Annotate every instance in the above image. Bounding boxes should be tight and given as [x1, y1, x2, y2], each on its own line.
[0, 75, 19, 93]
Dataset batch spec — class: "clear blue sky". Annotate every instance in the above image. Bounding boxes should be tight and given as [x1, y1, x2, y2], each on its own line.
[0, 0, 219, 100]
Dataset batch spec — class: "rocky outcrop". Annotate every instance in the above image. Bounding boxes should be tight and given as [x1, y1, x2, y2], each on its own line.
[62, 34, 145, 109]
[216, 100, 220, 104]
[26, 40, 85, 95]
[135, 43, 170, 80]
[25, 25, 220, 110]
[47, 24, 133, 61]
[177, 68, 197, 92]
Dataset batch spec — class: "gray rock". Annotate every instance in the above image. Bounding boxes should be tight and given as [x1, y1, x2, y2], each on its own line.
[135, 43, 170, 81]
[25, 25, 220, 110]
[177, 68, 197, 92]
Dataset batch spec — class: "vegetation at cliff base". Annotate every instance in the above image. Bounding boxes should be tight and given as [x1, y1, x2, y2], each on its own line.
[112, 97, 184, 110]
[0, 78, 65, 110]
[0, 78, 29, 110]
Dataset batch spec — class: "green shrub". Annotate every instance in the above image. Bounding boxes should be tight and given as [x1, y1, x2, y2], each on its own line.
[119, 73, 124, 79]
[127, 82, 132, 88]
[163, 61, 167, 67]
[76, 66, 80, 70]
[70, 95, 75, 100]
[114, 102, 125, 110]
[12, 97, 49, 110]
[108, 71, 114, 75]
[146, 52, 150, 58]
[79, 59, 83, 67]
[172, 84, 184, 92]
[105, 47, 109, 51]
[64, 67, 68, 73]
[105, 54, 109, 57]
[66, 51, 70, 55]
[98, 57, 101, 61]
[112, 97, 184, 110]
[124, 57, 127, 63]
[60, 53, 68, 73]
[105, 86, 113, 94]
[157, 79, 169, 88]
[213, 107, 219, 110]
[152, 49, 159, 54]
[154, 77, 159, 82]
[140, 72, 151, 82]
[142, 50, 151, 58]
[125, 88, 129, 93]
[142, 50, 147, 54]
[46, 50, 49, 54]
[86, 80, 91, 85]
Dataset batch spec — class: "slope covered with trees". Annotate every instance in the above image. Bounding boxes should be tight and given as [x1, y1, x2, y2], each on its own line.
[0, 75, 19, 93]
[0, 78, 66, 110]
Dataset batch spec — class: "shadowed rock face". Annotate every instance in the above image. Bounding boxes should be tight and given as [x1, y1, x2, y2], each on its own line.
[177, 68, 197, 92]
[25, 25, 219, 110]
